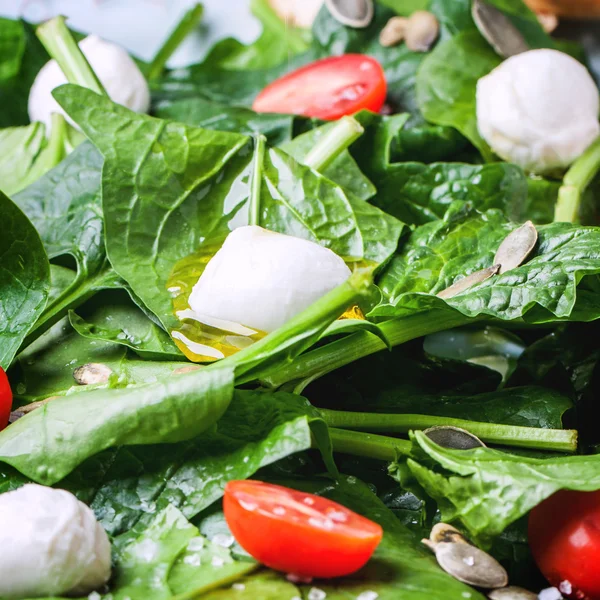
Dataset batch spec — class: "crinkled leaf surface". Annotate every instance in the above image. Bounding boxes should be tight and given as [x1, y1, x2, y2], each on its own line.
[407, 431, 600, 543]
[55, 86, 401, 331]
[374, 208, 600, 323]
[0, 192, 50, 369]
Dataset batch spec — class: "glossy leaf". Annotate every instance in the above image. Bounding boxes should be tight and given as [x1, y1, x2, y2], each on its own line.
[407, 431, 600, 543]
[0, 192, 50, 369]
[374, 208, 600, 323]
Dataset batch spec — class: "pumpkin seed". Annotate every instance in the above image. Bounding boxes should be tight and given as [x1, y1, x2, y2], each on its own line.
[73, 363, 113, 385]
[471, 0, 529, 58]
[429, 541, 509, 588]
[494, 221, 538, 274]
[437, 264, 500, 299]
[537, 13, 558, 33]
[488, 587, 538, 600]
[424, 426, 486, 450]
[405, 10, 439, 52]
[8, 396, 60, 423]
[325, 0, 374, 28]
[379, 16, 408, 47]
[429, 523, 470, 545]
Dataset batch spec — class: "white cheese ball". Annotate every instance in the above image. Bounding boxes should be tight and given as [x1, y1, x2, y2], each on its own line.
[0, 484, 111, 598]
[189, 226, 352, 333]
[28, 35, 150, 131]
[476, 49, 600, 174]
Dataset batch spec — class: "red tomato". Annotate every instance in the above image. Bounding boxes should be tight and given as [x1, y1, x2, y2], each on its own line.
[224, 480, 383, 578]
[0, 368, 12, 430]
[252, 55, 387, 121]
[529, 490, 600, 599]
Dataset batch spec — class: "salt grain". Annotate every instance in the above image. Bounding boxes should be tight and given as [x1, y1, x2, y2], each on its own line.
[232, 583, 245, 591]
[357, 592, 378, 600]
[308, 588, 327, 600]
[212, 533, 234, 548]
[538, 588, 563, 600]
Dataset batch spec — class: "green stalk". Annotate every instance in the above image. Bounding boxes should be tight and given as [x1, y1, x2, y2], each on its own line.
[319, 410, 578, 453]
[554, 136, 600, 223]
[233, 268, 372, 383]
[249, 135, 266, 226]
[326, 428, 412, 462]
[260, 309, 472, 388]
[147, 3, 204, 81]
[36, 16, 106, 95]
[303, 116, 364, 172]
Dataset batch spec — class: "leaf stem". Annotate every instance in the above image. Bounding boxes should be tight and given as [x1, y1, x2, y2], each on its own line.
[147, 3, 204, 81]
[303, 116, 364, 172]
[260, 309, 472, 388]
[249, 135, 266, 226]
[326, 428, 412, 462]
[554, 135, 600, 223]
[36, 16, 106, 96]
[319, 410, 578, 453]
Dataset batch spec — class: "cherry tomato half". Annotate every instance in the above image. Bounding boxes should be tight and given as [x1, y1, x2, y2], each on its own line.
[252, 54, 387, 121]
[529, 490, 600, 599]
[0, 368, 12, 430]
[224, 480, 383, 578]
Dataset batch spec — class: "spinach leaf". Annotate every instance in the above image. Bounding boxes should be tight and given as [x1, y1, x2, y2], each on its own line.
[373, 207, 600, 323]
[55, 85, 401, 332]
[0, 123, 61, 196]
[407, 431, 600, 543]
[0, 19, 48, 128]
[416, 31, 500, 160]
[62, 390, 327, 536]
[203, 0, 310, 71]
[292, 476, 486, 600]
[111, 504, 197, 600]
[10, 318, 184, 405]
[0, 359, 235, 484]
[153, 97, 299, 146]
[69, 289, 182, 361]
[168, 532, 256, 596]
[0, 192, 50, 369]
[281, 121, 377, 201]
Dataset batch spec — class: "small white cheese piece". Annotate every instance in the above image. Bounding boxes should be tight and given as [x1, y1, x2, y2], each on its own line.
[28, 35, 150, 132]
[0, 484, 111, 598]
[188, 226, 351, 333]
[476, 49, 600, 174]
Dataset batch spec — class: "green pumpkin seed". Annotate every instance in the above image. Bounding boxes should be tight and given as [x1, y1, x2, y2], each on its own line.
[73, 362, 113, 385]
[488, 587, 538, 600]
[424, 426, 486, 450]
[325, 0, 374, 28]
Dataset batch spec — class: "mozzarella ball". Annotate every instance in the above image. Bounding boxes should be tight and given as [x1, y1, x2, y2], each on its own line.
[28, 35, 150, 131]
[188, 226, 352, 333]
[476, 49, 600, 174]
[0, 484, 111, 598]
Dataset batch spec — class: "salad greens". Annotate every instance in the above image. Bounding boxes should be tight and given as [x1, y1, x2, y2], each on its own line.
[3, 0, 600, 598]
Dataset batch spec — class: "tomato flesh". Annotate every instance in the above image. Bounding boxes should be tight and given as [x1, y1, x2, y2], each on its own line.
[224, 480, 383, 578]
[252, 55, 387, 121]
[529, 490, 600, 599]
[0, 368, 12, 430]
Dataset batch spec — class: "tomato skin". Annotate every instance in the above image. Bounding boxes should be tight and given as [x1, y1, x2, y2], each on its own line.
[0, 368, 12, 430]
[224, 480, 383, 578]
[529, 490, 600, 599]
[252, 54, 387, 121]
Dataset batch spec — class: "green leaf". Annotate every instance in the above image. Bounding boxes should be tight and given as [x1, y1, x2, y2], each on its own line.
[0, 357, 235, 484]
[0, 19, 48, 128]
[374, 208, 600, 323]
[63, 390, 327, 536]
[281, 120, 376, 201]
[111, 504, 198, 600]
[204, 0, 311, 71]
[55, 85, 401, 333]
[407, 431, 600, 543]
[153, 97, 300, 146]
[69, 289, 182, 361]
[0, 191, 50, 369]
[416, 31, 500, 160]
[168, 535, 256, 597]
[293, 476, 486, 600]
